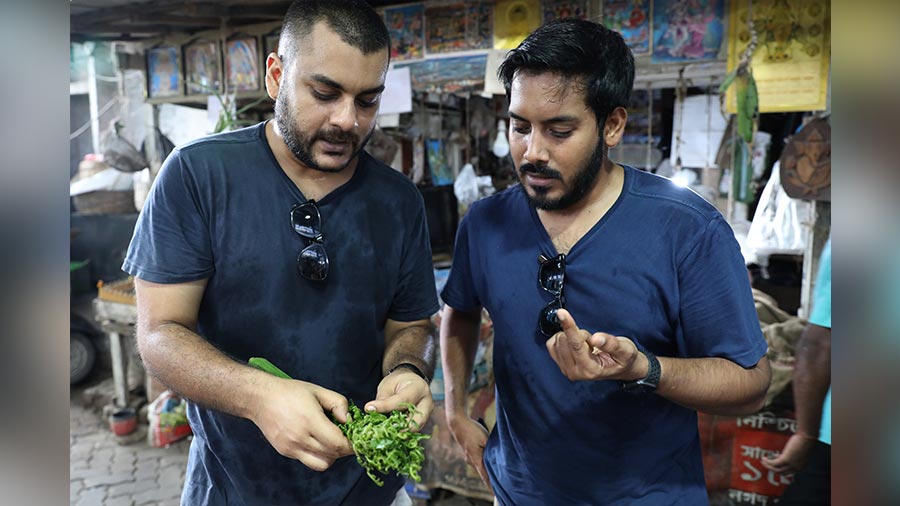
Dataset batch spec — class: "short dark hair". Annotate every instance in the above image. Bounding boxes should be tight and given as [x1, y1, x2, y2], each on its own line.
[498, 18, 634, 125]
[279, 0, 390, 58]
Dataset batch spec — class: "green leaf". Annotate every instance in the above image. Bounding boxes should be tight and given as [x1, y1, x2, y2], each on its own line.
[718, 68, 738, 94]
[337, 403, 431, 486]
[248, 357, 292, 379]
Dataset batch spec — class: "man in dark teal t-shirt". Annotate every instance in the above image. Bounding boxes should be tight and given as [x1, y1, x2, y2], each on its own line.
[123, 2, 438, 504]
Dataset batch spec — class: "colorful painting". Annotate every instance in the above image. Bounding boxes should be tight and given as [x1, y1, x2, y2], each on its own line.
[184, 40, 220, 95]
[427, 139, 453, 186]
[725, 0, 830, 112]
[603, 0, 651, 55]
[386, 4, 425, 61]
[651, 0, 725, 63]
[395, 54, 488, 94]
[426, 4, 467, 54]
[465, 1, 493, 50]
[542, 0, 589, 23]
[147, 46, 182, 98]
[225, 37, 260, 92]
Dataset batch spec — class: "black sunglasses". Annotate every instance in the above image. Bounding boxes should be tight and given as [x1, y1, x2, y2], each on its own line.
[538, 253, 566, 337]
[290, 200, 329, 282]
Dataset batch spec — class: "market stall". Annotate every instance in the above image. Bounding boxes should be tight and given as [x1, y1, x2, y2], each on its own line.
[70, 1, 831, 504]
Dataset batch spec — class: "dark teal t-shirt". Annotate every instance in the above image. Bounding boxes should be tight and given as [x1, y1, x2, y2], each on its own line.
[441, 166, 767, 505]
[124, 122, 439, 505]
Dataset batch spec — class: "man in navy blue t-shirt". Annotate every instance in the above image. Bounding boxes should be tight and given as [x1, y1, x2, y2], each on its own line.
[440, 20, 771, 505]
[123, 1, 438, 504]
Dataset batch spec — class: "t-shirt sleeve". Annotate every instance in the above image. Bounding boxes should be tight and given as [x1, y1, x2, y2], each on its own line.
[440, 205, 482, 311]
[808, 239, 831, 328]
[387, 192, 440, 322]
[676, 217, 768, 367]
[121, 150, 215, 283]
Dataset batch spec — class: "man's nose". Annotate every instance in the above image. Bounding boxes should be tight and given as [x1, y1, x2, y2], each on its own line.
[522, 132, 550, 165]
[330, 98, 358, 132]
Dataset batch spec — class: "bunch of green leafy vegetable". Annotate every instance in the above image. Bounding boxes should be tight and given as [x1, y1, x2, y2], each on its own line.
[337, 403, 430, 486]
[249, 357, 430, 486]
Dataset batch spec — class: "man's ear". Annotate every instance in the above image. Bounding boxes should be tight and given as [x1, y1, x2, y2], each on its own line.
[264, 53, 283, 100]
[603, 107, 628, 148]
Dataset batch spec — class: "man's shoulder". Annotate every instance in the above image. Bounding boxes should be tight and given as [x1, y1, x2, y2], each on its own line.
[359, 151, 422, 199]
[176, 123, 264, 156]
[624, 165, 721, 222]
[465, 184, 526, 221]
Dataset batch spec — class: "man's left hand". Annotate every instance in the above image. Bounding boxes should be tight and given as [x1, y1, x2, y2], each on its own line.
[364, 369, 434, 431]
[546, 309, 646, 382]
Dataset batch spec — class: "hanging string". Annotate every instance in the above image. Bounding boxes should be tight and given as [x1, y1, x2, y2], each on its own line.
[673, 67, 686, 173]
[646, 82, 653, 172]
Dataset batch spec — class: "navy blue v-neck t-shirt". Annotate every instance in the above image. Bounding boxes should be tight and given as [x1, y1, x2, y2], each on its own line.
[442, 166, 766, 505]
[124, 122, 439, 505]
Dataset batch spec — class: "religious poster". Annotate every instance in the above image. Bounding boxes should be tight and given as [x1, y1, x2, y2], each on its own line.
[225, 37, 260, 92]
[146, 46, 182, 98]
[542, 0, 589, 23]
[603, 0, 651, 55]
[651, 0, 725, 63]
[386, 4, 425, 61]
[426, 4, 467, 54]
[395, 54, 488, 94]
[465, 1, 493, 50]
[493, 0, 541, 50]
[725, 0, 830, 113]
[184, 40, 221, 95]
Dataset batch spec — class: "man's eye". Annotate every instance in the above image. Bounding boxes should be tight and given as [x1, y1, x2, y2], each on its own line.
[356, 97, 379, 109]
[313, 91, 337, 101]
[512, 125, 531, 134]
[551, 130, 572, 138]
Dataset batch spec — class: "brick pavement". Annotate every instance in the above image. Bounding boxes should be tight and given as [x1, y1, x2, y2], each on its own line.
[70, 392, 190, 506]
[69, 383, 490, 506]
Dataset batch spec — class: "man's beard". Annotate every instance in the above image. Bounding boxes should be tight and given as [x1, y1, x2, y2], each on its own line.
[274, 91, 373, 173]
[519, 138, 606, 211]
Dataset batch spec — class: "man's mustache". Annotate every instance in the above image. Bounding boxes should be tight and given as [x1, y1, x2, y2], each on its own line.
[519, 163, 562, 180]
[317, 129, 358, 145]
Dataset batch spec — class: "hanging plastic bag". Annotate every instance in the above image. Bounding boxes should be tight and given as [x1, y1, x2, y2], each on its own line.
[745, 161, 811, 264]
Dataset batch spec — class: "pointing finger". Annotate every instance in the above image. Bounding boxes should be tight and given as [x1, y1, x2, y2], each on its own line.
[556, 309, 584, 348]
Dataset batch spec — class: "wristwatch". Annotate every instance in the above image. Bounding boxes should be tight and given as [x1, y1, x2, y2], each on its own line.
[621, 351, 660, 394]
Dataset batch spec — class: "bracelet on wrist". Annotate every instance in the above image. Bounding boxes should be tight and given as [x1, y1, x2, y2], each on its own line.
[388, 362, 431, 384]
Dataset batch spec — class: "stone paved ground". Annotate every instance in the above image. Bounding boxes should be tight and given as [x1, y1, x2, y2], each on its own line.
[70, 389, 190, 506]
[70, 380, 490, 506]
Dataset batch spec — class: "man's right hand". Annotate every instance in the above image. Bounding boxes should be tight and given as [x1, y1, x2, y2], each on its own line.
[447, 414, 493, 493]
[250, 375, 355, 472]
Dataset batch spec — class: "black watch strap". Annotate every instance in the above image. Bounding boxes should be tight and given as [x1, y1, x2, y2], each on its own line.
[621, 351, 660, 394]
[388, 362, 431, 384]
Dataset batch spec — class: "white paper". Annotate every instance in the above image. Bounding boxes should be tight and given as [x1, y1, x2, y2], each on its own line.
[670, 94, 728, 168]
[377, 113, 400, 128]
[483, 49, 508, 96]
[380, 66, 412, 115]
[70, 168, 134, 196]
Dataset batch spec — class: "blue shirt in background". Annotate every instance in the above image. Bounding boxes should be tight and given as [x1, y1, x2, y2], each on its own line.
[809, 238, 831, 445]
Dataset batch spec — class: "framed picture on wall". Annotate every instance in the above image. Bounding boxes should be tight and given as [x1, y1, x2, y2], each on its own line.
[225, 35, 260, 92]
[184, 39, 221, 95]
[264, 28, 281, 58]
[146, 45, 183, 98]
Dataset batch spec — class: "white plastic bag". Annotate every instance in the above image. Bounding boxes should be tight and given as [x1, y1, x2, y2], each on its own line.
[745, 161, 811, 264]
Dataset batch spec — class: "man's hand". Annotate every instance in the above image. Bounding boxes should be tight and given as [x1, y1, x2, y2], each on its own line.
[364, 369, 434, 431]
[446, 414, 493, 494]
[761, 434, 817, 474]
[250, 375, 354, 472]
[545, 309, 646, 382]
